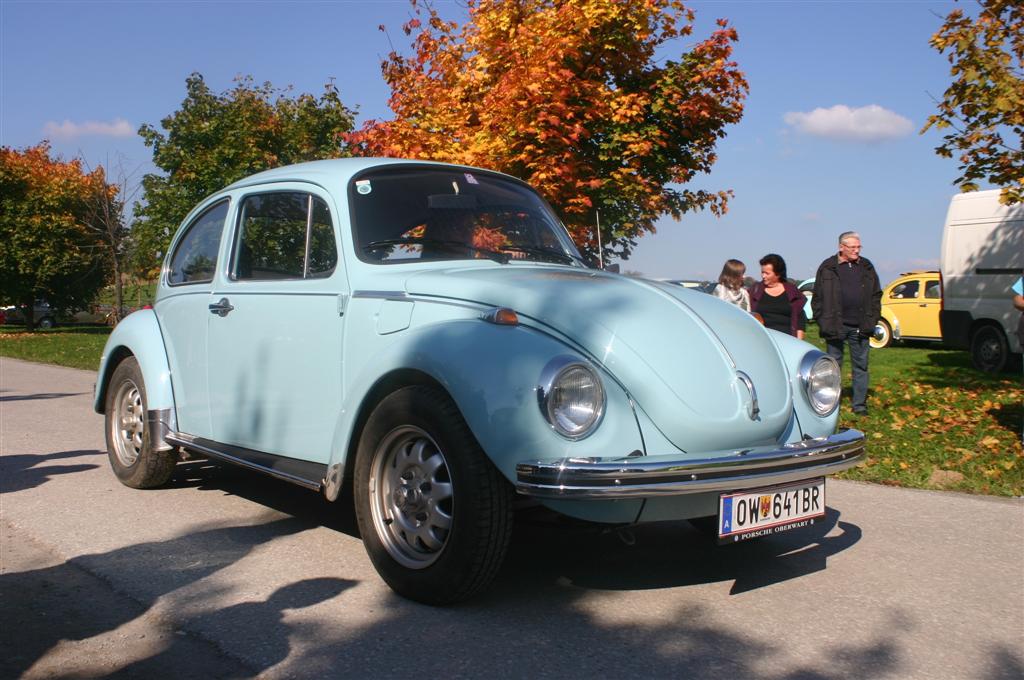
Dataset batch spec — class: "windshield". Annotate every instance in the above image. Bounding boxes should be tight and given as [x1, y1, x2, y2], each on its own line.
[350, 166, 583, 266]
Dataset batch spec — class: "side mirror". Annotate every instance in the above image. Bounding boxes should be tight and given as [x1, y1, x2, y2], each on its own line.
[604, 263, 620, 274]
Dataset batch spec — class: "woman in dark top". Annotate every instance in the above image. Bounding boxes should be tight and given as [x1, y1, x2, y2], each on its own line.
[749, 253, 806, 339]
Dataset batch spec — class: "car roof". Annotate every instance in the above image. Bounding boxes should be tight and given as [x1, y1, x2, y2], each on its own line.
[222, 157, 521, 192]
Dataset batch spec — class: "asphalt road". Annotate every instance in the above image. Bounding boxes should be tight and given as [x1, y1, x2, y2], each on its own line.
[1, 357, 1022, 680]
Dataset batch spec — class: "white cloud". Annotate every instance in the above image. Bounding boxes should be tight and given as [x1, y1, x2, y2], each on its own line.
[42, 118, 134, 140]
[783, 105, 913, 142]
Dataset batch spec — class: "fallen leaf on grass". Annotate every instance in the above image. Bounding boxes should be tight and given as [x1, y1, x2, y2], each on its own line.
[928, 469, 964, 488]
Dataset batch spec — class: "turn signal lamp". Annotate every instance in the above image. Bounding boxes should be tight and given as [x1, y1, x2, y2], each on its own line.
[483, 307, 519, 325]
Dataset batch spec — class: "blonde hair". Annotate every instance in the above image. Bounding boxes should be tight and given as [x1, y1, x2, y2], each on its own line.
[718, 259, 746, 290]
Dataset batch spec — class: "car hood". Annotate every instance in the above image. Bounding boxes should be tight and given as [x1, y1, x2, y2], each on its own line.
[404, 266, 795, 453]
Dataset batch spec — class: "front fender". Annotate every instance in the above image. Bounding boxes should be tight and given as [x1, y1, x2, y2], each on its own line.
[768, 331, 841, 440]
[326, 319, 645, 503]
[94, 309, 174, 415]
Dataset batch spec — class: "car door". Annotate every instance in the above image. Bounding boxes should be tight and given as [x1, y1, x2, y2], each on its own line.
[206, 187, 347, 464]
[889, 278, 929, 337]
[156, 198, 231, 438]
[918, 278, 942, 338]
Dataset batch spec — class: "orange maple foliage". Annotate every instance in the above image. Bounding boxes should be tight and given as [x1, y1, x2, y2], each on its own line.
[348, 0, 748, 260]
[0, 143, 113, 322]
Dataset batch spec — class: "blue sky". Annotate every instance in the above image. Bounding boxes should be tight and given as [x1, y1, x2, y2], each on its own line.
[1, 0, 972, 284]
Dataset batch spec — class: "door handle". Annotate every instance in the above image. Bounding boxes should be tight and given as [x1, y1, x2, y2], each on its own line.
[209, 298, 234, 317]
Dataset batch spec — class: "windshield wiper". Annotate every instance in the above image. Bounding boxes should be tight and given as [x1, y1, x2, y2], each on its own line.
[362, 238, 509, 264]
[497, 245, 576, 265]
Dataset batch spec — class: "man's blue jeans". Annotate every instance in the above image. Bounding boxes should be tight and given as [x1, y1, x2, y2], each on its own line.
[826, 326, 870, 411]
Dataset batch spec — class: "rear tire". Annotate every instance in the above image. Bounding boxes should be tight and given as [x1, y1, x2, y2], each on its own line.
[354, 385, 513, 605]
[38, 316, 55, 329]
[104, 357, 176, 488]
[970, 325, 1009, 373]
[870, 320, 892, 349]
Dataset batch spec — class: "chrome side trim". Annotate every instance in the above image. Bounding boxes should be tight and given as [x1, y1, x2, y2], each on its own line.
[736, 371, 758, 420]
[515, 428, 865, 499]
[353, 290, 409, 300]
[146, 409, 175, 452]
[165, 432, 323, 491]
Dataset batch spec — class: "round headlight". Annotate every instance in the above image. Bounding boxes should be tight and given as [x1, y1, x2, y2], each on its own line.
[800, 351, 841, 416]
[538, 358, 605, 439]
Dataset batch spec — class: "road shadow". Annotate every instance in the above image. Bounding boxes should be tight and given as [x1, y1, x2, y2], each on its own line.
[0, 449, 102, 494]
[1, 516, 352, 679]
[0, 391, 89, 402]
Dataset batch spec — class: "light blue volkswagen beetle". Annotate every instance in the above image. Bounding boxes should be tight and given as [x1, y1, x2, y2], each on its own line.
[95, 158, 864, 604]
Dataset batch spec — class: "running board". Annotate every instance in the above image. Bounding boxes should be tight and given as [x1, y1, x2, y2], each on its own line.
[165, 432, 326, 491]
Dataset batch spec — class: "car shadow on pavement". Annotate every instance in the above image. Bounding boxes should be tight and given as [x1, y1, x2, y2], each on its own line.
[0, 449, 102, 494]
[166, 458, 361, 538]
[491, 507, 859, 597]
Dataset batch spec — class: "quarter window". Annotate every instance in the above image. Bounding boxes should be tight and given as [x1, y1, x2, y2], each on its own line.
[890, 281, 919, 299]
[168, 200, 229, 285]
[233, 192, 337, 280]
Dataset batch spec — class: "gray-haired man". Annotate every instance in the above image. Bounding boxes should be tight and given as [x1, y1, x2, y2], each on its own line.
[812, 231, 882, 414]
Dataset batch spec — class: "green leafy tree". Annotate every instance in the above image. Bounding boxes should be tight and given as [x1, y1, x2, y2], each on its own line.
[923, 0, 1023, 205]
[133, 73, 356, 275]
[0, 143, 110, 329]
[348, 0, 748, 262]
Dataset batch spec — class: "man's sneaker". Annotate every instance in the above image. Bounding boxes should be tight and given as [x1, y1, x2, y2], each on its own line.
[852, 407, 868, 416]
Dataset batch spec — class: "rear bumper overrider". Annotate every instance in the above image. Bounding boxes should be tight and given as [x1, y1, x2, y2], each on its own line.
[515, 428, 865, 499]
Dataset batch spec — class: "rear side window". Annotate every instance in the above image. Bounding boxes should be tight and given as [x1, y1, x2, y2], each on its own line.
[168, 200, 229, 285]
[890, 281, 919, 299]
[233, 192, 337, 280]
[924, 280, 940, 299]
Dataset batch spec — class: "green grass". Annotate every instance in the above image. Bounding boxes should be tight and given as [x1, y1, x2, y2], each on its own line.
[2, 321, 1021, 495]
[0, 325, 110, 371]
[802, 325, 1022, 497]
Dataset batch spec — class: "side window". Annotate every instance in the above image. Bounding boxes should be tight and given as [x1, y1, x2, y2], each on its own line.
[924, 280, 940, 299]
[233, 192, 337, 280]
[308, 198, 337, 278]
[168, 200, 229, 285]
[891, 281, 919, 299]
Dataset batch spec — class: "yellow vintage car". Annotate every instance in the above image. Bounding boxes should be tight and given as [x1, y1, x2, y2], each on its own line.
[871, 271, 942, 349]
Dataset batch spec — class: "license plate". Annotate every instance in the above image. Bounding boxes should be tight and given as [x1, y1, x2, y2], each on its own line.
[717, 478, 825, 544]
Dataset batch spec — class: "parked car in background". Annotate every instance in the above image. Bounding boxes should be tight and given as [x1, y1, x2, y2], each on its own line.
[871, 271, 943, 349]
[939, 189, 1023, 372]
[798, 277, 815, 321]
[2, 300, 58, 328]
[94, 158, 865, 604]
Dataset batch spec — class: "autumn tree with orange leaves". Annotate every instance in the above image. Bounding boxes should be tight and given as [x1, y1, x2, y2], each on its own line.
[0, 143, 111, 329]
[348, 0, 748, 262]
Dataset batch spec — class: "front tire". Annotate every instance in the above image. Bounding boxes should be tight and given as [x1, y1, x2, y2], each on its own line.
[970, 325, 1009, 373]
[870, 320, 892, 349]
[354, 385, 513, 605]
[104, 357, 176, 488]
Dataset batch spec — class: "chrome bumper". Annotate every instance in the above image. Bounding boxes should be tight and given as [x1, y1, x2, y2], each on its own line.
[515, 429, 865, 499]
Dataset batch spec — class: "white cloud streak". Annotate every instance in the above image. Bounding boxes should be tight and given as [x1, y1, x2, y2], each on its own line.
[783, 105, 913, 142]
[42, 118, 134, 140]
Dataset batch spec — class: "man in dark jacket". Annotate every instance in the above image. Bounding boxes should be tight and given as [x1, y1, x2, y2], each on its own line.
[812, 231, 882, 415]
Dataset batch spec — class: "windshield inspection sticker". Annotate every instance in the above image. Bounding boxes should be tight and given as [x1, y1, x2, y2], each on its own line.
[356, 180, 372, 195]
[464, 173, 479, 185]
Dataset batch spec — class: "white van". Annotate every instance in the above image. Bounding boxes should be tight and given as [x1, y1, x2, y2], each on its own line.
[939, 189, 1023, 372]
